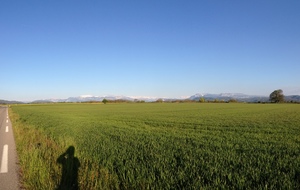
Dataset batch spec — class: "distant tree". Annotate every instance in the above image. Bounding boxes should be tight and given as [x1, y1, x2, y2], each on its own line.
[199, 97, 205, 103]
[228, 99, 238, 103]
[156, 99, 163, 103]
[102, 98, 108, 104]
[269, 89, 284, 103]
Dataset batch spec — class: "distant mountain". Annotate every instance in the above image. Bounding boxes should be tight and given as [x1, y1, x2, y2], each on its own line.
[2, 93, 299, 104]
[33, 95, 159, 103]
[189, 93, 300, 103]
[0, 99, 24, 104]
[189, 93, 269, 102]
[31, 100, 54, 104]
[64, 95, 133, 102]
[28, 94, 300, 103]
[285, 95, 300, 102]
[39, 93, 268, 103]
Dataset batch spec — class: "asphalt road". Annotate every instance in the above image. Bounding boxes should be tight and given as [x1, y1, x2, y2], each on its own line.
[0, 106, 20, 190]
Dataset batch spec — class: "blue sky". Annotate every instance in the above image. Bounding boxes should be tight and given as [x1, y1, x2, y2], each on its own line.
[1, 1, 299, 101]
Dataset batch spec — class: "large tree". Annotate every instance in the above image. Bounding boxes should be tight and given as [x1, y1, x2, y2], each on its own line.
[102, 98, 108, 104]
[269, 89, 284, 103]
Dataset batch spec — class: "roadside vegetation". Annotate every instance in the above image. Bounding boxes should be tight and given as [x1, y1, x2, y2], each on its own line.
[10, 103, 300, 189]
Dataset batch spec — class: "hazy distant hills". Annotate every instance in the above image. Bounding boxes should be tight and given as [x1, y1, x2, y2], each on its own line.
[1, 93, 300, 104]
[31, 95, 158, 103]
[284, 95, 300, 102]
[31, 93, 265, 103]
[30, 93, 300, 103]
[0, 99, 24, 104]
[188, 93, 270, 102]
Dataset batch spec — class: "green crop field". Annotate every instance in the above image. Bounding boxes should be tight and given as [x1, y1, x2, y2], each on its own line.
[10, 103, 300, 189]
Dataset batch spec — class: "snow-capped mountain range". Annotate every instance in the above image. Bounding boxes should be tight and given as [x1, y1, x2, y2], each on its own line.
[188, 93, 268, 102]
[32, 95, 159, 103]
[189, 93, 253, 99]
[31, 93, 270, 103]
[2, 93, 300, 104]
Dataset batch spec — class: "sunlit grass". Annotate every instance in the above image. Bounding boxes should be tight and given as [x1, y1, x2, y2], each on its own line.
[11, 103, 300, 189]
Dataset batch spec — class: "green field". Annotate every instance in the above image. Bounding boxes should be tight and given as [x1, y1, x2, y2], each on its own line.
[10, 103, 300, 189]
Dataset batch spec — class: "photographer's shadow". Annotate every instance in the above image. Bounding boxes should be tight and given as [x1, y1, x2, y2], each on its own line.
[56, 146, 80, 190]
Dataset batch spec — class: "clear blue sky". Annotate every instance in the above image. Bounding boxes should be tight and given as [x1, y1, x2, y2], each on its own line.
[1, 1, 299, 101]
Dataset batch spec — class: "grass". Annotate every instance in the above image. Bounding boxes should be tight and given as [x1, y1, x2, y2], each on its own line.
[10, 103, 300, 189]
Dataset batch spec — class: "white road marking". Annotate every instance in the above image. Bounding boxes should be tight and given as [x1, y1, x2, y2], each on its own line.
[6, 126, 8, 132]
[6, 120, 8, 123]
[0, 145, 8, 173]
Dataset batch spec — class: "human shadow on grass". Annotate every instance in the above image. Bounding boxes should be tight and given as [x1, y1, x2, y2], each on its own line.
[56, 146, 81, 190]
